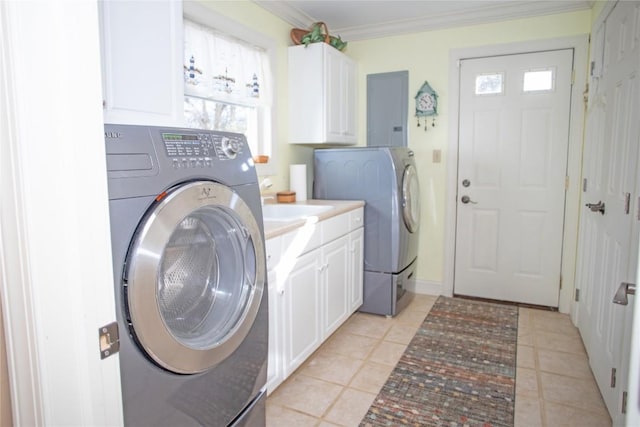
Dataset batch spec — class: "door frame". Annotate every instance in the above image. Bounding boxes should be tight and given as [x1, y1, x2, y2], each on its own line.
[444, 35, 589, 315]
[0, 1, 123, 425]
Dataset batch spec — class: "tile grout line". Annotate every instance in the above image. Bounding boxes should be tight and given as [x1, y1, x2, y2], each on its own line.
[316, 300, 435, 426]
[533, 320, 548, 427]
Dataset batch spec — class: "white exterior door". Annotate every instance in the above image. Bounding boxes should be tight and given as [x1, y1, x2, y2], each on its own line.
[576, 1, 640, 419]
[455, 49, 574, 306]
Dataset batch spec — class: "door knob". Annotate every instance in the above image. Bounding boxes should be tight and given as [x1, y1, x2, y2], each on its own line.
[585, 201, 605, 215]
[461, 195, 477, 204]
[613, 282, 636, 305]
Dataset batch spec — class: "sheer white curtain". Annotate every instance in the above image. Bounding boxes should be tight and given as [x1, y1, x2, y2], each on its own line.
[183, 19, 272, 156]
[184, 19, 269, 103]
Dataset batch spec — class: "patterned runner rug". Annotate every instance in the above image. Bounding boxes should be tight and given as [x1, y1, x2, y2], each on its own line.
[361, 296, 518, 427]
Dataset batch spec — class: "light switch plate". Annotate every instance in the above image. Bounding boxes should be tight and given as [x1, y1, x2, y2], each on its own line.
[433, 149, 442, 163]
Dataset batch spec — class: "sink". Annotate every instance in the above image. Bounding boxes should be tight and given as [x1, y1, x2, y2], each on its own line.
[262, 204, 333, 221]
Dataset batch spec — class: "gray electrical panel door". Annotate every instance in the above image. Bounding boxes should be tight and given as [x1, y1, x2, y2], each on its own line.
[366, 71, 408, 147]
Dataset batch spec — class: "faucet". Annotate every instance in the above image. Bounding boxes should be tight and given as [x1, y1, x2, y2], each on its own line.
[260, 178, 273, 205]
[260, 178, 273, 191]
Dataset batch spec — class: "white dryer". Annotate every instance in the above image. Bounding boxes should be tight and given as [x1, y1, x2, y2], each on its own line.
[105, 124, 267, 426]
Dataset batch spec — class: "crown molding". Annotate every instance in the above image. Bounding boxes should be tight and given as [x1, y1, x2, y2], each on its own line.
[253, 0, 313, 30]
[253, 1, 592, 41]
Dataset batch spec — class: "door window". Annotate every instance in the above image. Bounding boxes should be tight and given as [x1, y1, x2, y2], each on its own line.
[402, 164, 421, 233]
[126, 181, 265, 374]
[523, 68, 555, 92]
[475, 72, 504, 95]
[158, 206, 256, 350]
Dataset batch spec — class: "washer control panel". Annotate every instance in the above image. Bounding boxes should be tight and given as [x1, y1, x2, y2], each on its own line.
[161, 131, 245, 169]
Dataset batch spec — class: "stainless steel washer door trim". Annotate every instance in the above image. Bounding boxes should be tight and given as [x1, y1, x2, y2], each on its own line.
[126, 181, 265, 374]
[402, 164, 420, 233]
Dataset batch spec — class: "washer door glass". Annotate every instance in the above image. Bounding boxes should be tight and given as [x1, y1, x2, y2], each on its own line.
[402, 164, 421, 233]
[126, 181, 265, 374]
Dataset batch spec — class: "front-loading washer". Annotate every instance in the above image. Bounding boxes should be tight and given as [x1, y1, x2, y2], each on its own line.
[105, 124, 267, 426]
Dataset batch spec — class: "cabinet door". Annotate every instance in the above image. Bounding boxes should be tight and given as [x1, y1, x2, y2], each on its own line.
[283, 249, 322, 375]
[326, 47, 357, 143]
[99, 0, 183, 126]
[322, 235, 350, 338]
[349, 228, 365, 312]
[326, 48, 343, 142]
[342, 55, 357, 141]
[288, 43, 356, 145]
[266, 269, 284, 394]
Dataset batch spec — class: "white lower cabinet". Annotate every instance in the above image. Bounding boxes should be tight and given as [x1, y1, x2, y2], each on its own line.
[266, 269, 284, 393]
[349, 227, 364, 312]
[266, 236, 284, 393]
[283, 248, 323, 376]
[266, 208, 364, 394]
[322, 235, 350, 339]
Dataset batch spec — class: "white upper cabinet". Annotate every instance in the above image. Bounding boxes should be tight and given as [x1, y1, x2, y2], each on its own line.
[288, 43, 357, 145]
[99, 0, 184, 126]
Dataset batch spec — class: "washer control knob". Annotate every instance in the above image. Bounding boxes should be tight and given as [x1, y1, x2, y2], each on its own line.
[220, 137, 239, 159]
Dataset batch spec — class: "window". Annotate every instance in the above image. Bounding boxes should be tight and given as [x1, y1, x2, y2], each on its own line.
[475, 72, 504, 95]
[523, 69, 555, 92]
[182, 8, 276, 175]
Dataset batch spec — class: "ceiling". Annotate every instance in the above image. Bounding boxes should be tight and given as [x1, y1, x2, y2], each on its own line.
[254, 1, 594, 41]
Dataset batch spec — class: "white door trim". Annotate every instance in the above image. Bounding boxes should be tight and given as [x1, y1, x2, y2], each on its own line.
[445, 35, 589, 315]
[0, 4, 43, 424]
[0, 1, 123, 425]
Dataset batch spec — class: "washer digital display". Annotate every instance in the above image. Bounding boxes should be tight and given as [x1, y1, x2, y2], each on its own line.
[161, 133, 208, 157]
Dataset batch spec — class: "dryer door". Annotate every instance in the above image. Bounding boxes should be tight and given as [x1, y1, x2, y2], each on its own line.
[402, 164, 421, 233]
[125, 181, 265, 374]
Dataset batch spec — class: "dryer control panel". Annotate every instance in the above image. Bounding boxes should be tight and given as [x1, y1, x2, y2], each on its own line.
[161, 131, 245, 169]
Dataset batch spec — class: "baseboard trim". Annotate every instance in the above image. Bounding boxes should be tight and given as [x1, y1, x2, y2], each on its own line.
[408, 279, 450, 297]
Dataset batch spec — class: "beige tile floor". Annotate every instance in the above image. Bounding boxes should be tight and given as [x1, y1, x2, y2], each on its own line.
[515, 307, 611, 426]
[266, 293, 612, 427]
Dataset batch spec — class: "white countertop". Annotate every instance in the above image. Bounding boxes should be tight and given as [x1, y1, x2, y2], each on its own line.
[262, 199, 364, 240]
